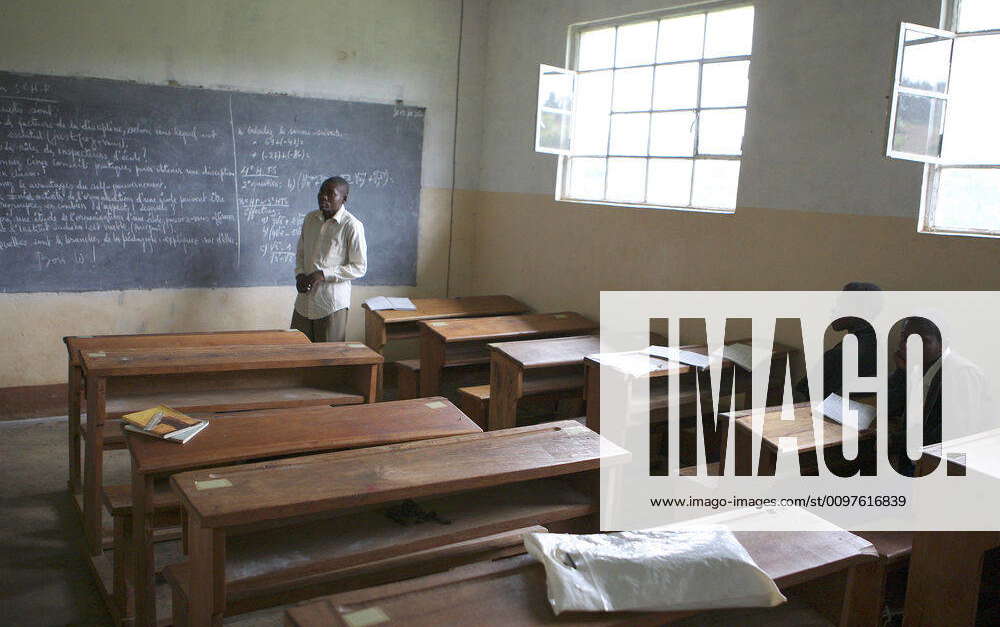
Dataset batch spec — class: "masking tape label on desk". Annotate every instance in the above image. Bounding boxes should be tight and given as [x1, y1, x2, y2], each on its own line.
[342, 607, 390, 627]
[425, 401, 447, 409]
[195, 479, 233, 491]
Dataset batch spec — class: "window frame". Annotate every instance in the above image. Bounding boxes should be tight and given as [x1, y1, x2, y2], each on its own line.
[916, 0, 1000, 238]
[554, 0, 755, 214]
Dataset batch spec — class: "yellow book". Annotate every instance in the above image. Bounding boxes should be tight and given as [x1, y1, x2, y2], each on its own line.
[121, 405, 208, 443]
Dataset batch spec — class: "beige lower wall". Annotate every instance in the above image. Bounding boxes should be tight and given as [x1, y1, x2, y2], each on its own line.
[468, 191, 1000, 321]
[0, 187, 462, 389]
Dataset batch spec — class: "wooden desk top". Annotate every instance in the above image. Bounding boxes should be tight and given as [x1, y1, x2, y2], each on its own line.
[172, 421, 619, 528]
[726, 402, 875, 452]
[489, 335, 600, 369]
[421, 313, 597, 343]
[286, 528, 876, 626]
[81, 342, 382, 376]
[64, 329, 308, 367]
[126, 398, 480, 475]
[921, 427, 1000, 478]
[366, 295, 529, 323]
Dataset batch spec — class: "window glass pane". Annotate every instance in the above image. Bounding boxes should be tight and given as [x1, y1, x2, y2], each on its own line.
[657, 14, 705, 62]
[701, 61, 750, 107]
[567, 158, 607, 199]
[612, 67, 654, 111]
[650, 111, 695, 156]
[610, 113, 651, 155]
[933, 168, 1000, 231]
[606, 158, 647, 202]
[579, 27, 616, 71]
[539, 67, 574, 111]
[538, 112, 572, 152]
[704, 6, 755, 58]
[647, 159, 693, 206]
[698, 109, 746, 155]
[942, 34, 1000, 164]
[653, 62, 699, 110]
[900, 32, 953, 93]
[692, 159, 739, 209]
[573, 71, 613, 155]
[615, 20, 658, 67]
[892, 93, 946, 157]
[957, 0, 1000, 32]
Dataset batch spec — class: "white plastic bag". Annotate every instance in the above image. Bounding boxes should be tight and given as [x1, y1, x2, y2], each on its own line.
[523, 527, 786, 614]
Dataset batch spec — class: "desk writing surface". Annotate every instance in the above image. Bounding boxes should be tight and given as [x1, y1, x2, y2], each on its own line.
[127, 398, 480, 475]
[490, 335, 600, 369]
[172, 421, 617, 528]
[727, 402, 875, 452]
[368, 295, 529, 323]
[81, 342, 382, 376]
[421, 313, 597, 343]
[64, 329, 307, 367]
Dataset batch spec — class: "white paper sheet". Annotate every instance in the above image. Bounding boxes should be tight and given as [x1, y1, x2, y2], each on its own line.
[818, 393, 876, 431]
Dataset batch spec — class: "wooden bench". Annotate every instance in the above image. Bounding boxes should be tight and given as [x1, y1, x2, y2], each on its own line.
[284, 523, 881, 626]
[63, 329, 309, 498]
[119, 398, 479, 627]
[458, 376, 584, 429]
[78, 342, 382, 558]
[363, 295, 529, 353]
[394, 341, 492, 399]
[418, 313, 598, 397]
[167, 421, 621, 626]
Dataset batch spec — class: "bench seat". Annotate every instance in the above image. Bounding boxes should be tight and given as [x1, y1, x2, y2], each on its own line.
[457, 374, 584, 428]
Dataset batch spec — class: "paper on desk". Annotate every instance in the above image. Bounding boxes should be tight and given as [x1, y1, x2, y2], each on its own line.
[590, 352, 661, 378]
[818, 393, 876, 431]
[364, 296, 416, 311]
[710, 342, 754, 371]
[644, 345, 710, 369]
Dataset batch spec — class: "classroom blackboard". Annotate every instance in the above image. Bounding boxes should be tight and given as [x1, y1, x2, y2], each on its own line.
[0, 70, 424, 293]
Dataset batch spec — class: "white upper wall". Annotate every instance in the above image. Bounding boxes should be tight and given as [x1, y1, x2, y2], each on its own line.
[480, 0, 940, 217]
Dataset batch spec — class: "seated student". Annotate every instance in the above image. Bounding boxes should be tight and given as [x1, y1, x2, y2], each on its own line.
[793, 282, 881, 402]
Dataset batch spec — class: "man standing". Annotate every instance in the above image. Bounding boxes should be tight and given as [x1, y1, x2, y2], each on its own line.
[291, 176, 367, 341]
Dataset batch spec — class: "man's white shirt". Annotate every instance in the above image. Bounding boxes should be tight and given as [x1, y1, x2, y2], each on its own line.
[294, 206, 367, 319]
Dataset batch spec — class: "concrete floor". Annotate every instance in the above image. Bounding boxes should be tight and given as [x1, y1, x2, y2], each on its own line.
[0, 415, 286, 626]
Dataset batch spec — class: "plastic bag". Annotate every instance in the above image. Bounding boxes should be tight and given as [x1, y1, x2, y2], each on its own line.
[523, 526, 786, 614]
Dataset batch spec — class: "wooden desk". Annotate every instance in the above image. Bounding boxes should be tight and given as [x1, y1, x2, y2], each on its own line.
[285, 527, 879, 626]
[419, 313, 597, 397]
[170, 421, 614, 626]
[79, 342, 381, 557]
[903, 432, 1000, 626]
[63, 329, 309, 496]
[719, 402, 875, 476]
[363, 295, 529, 353]
[487, 335, 599, 431]
[122, 398, 478, 627]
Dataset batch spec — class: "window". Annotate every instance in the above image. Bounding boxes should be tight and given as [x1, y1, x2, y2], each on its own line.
[535, 2, 755, 213]
[887, 0, 1000, 237]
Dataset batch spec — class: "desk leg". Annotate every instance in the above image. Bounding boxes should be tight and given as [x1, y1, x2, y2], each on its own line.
[419, 330, 445, 397]
[363, 308, 387, 353]
[488, 353, 522, 431]
[840, 560, 883, 627]
[351, 363, 380, 403]
[68, 364, 82, 493]
[83, 375, 106, 556]
[903, 531, 999, 627]
[584, 362, 600, 432]
[133, 470, 156, 627]
[187, 515, 225, 627]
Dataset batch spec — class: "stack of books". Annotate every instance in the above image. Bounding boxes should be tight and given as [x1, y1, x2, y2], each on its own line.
[121, 405, 209, 444]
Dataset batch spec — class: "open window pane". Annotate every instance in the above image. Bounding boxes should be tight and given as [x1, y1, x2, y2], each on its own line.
[615, 20, 658, 67]
[649, 111, 695, 156]
[698, 109, 746, 155]
[653, 63, 699, 110]
[941, 34, 1000, 164]
[891, 94, 947, 157]
[704, 6, 755, 58]
[579, 28, 616, 71]
[612, 66, 654, 111]
[536, 65, 575, 154]
[957, 0, 1000, 32]
[932, 168, 1000, 232]
[900, 32, 953, 92]
[567, 158, 607, 199]
[610, 113, 650, 155]
[606, 158, 647, 202]
[701, 61, 750, 107]
[692, 159, 739, 210]
[657, 14, 705, 62]
[647, 159, 693, 206]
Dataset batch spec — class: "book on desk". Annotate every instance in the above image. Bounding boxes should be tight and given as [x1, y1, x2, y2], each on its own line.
[121, 405, 209, 444]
